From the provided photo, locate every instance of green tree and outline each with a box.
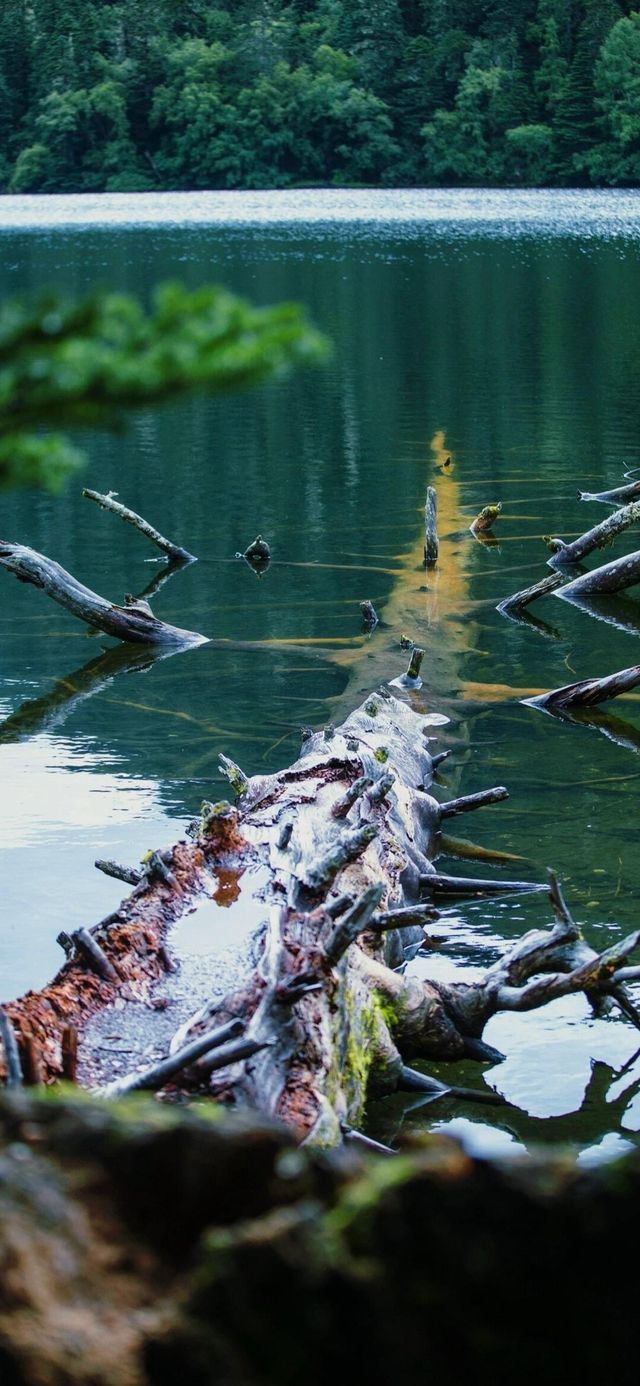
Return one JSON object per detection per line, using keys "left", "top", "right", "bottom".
{"left": 580, "top": 12, "right": 640, "bottom": 182}
{"left": 0, "top": 283, "right": 327, "bottom": 489}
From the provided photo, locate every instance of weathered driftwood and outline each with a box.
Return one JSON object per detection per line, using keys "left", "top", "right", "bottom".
{"left": 497, "top": 570, "right": 565, "bottom": 614}
{"left": 546, "top": 499, "right": 640, "bottom": 570}
{"left": 554, "top": 548, "right": 640, "bottom": 599}
{"left": 0, "top": 542, "right": 206, "bottom": 646}
{"left": 579, "top": 478, "right": 640, "bottom": 505}
{"left": 423, "top": 486, "right": 438, "bottom": 567}
{"left": 3, "top": 690, "right": 639, "bottom": 1149}
{"left": 82, "top": 487, "right": 196, "bottom": 562}
{"left": 523, "top": 663, "right": 640, "bottom": 711}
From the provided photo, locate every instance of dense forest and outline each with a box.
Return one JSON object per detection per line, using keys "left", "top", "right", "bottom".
{"left": 0, "top": 0, "right": 639, "bottom": 194}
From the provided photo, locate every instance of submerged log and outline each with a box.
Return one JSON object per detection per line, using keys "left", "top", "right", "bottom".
{"left": 579, "top": 478, "right": 640, "bottom": 505}
{"left": 554, "top": 548, "right": 640, "bottom": 599}
{"left": 523, "top": 663, "right": 640, "bottom": 711}
{"left": 2, "top": 690, "right": 639, "bottom": 1148}
{"left": 497, "top": 570, "right": 565, "bottom": 614}
{"left": 546, "top": 499, "right": 640, "bottom": 570}
{"left": 0, "top": 542, "right": 205, "bottom": 646}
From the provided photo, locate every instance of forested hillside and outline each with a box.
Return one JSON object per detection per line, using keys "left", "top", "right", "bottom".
{"left": 0, "top": 0, "right": 639, "bottom": 193}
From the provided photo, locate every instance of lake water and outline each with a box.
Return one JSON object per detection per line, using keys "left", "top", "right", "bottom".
{"left": 1, "top": 188, "right": 640, "bottom": 1160}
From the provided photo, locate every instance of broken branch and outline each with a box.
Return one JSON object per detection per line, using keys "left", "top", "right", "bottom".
{"left": 82, "top": 488, "right": 195, "bottom": 562}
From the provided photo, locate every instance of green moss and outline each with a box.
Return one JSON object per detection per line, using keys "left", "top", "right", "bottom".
{"left": 327, "top": 987, "right": 391, "bottom": 1128}
{"left": 374, "top": 747, "right": 388, "bottom": 764}
{"left": 364, "top": 700, "right": 379, "bottom": 717}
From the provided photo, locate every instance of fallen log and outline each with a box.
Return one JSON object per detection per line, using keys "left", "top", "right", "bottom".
{"left": 0, "top": 542, "right": 205, "bottom": 646}
{"left": 497, "top": 570, "right": 565, "bottom": 614}
{"left": 554, "top": 548, "right": 640, "bottom": 599}
{"left": 546, "top": 499, "right": 640, "bottom": 570}
{"left": 524, "top": 663, "right": 640, "bottom": 711}
{"left": 2, "top": 689, "right": 639, "bottom": 1148}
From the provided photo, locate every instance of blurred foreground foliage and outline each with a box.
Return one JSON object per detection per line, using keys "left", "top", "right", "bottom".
{"left": 0, "top": 281, "right": 327, "bottom": 490}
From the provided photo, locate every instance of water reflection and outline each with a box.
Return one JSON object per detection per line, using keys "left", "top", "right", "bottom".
{"left": 1, "top": 195, "right": 640, "bottom": 1155}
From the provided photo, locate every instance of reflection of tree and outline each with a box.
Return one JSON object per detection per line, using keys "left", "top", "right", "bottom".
{"left": 0, "top": 643, "right": 176, "bottom": 744}
{"left": 368, "top": 1053, "right": 640, "bottom": 1157}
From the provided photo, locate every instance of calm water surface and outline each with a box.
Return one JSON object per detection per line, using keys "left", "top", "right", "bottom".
{"left": 1, "top": 189, "right": 639, "bottom": 1159}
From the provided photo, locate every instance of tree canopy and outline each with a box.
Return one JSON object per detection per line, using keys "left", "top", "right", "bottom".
{"left": 0, "top": 0, "right": 639, "bottom": 191}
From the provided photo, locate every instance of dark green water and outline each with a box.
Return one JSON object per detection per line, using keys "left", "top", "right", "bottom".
{"left": 1, "top": 192, "right": 640, "bottom": 1159}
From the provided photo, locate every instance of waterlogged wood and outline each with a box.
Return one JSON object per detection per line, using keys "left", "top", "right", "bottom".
{"left": 2, "top": 689, "right": 636, "bottom": 1147}
{"left": 523, "top": 663, "right": 640, "bottom": 711}
{"left": 0, "top": 542, "right": 206, "bottom": 646}
{"left": 555, "top": 548, "right": 640, "bottom": 599}
{"left": 423, "top": 487, "right": 438, "bottom": 567}
{"left": 546, "top": 499, "right": 640, "bottom": 570}
{"left": 82, "top": 488, "right": 196, "bottom": 562}
{"left": 497, "top": 570, "right": 565, "bottom": 613}
{"left": 579, "top": 479, "right": 640, "bottom": 505}
{"left": 470, "top": 503, "right": 502, "bottom": 535}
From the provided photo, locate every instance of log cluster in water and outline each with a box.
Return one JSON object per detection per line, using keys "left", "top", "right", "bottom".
{"left": 1, "top": 479, "right": 640, "bottom": 1148}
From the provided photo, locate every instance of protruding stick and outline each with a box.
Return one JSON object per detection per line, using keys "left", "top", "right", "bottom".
{"left": 61, "top": 1025, "right": 78, "bottom": 1083}
{"left": 276, "top": 821, "right": 293, "bottom": 850}
{"left": 546, "top": 500, "right": 640, "bottom": 571}
{"left": 423, "top": 487, "right": 439, "bottom": 567}
{"left": 72, "top": 928, "right": 122, "bottom": 985}
{"left": 360, "top": 600, "right": 379, "bottom": 629}
{"left": 325, "top": 884, "right": 385, "bottom": 965}
{"left": 367, "top": 904, "right": 439, "bottom": 934}
{"left": 431, "top": 750, "right": 451, "bottom": 769}
{"left": 398, "top": 1064, "right": 505, "bottom": 1106}
{"left": 144, "top": 851, "right": 177, "bottom": 888}
{"left": 470, "top": 503, "right": 502, "bottom": 535}
{"left": 95, "top": 859, "right": 143, "bottom": 886}
{"left": 579, "top": 480, "right": 640, "bottom": 506}
{"left": 524, "top": 663, "right": 640, "bottom": 711}
{"left": 341, "top": 1124, "right": 395, "bottom": 1156}
{"left": 83, "top": 489, "right": 195, "bottom": 561}
{"left": 97, "top": 1019, "right": 249, "bottom": 1097}
{"left": 82, "top": 490, "right": 193, "bottom": 559}
{"left": 420, "top": 873, "right": 545, "bottom": 898}
{"left": 20, "top": 1034, "right": 44, "bottom": 1086}
{"left": 305, "top": 824, "right": 378, "bottom": 894}
{"left": 555, "top": 549, "right": 640, "bottom": 599}
{"left": 331, "top": 775, "right": 374, "bottom": 820}
{"left": 391, "top": 647, "right": 425, "bottom": 689}
{"left": 497, "top": 571, "right": 564, "bottom": 614}
{"left": 218, "top": 754, "right": 249, "bottom": 797}
{"left": 276, "top": 971, "right": 323, "bottom": 1005}
{"left": 325, "top": 893, "right": 354, "bottom": 919}
{"left": 0, "top": 1008, "right": 23, "bottom": 1087}
{"left": 440, "top": 786, "right": 508, "bottom": 818}
{"left": 367, "top": 772, "right": 396, "bottom": 804}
